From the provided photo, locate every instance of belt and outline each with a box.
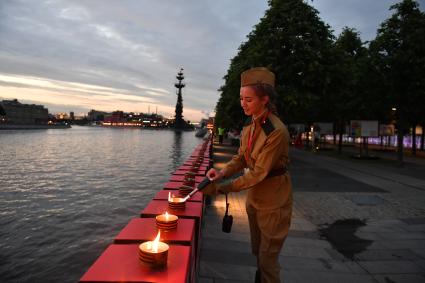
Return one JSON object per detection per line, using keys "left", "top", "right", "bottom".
{"left": 265, "top": 167, "right": 287, "bottom": 179}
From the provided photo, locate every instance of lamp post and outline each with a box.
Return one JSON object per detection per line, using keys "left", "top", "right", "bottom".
{"left": 392, "top": 105, "right": 406, "bottom": 167}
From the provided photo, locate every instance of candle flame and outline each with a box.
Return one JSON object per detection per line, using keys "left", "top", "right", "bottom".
{"left": 168, "top": 192, "right": 171, "bottom": 202}
{"left": 152, "top": 231, "right": 161, "bottom": 252}
{"left": 165, "top": 211, "right": 169, "bottom": 221}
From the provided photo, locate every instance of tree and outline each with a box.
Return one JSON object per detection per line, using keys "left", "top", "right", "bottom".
{"left": 369, "top": 0, "right": 425, "bottom": 164}
{"left": 215, "top": 0, "right": 334, "bottom": 134}
{"left": 326, "top": 28, "right": 367, "bottom": 154}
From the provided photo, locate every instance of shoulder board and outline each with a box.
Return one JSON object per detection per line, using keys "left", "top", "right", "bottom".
{"left": 243, "top": 117, "right": 252, "bottom": 127}
{"left": 261, "top": 118, "right": 275, "bottom": 136}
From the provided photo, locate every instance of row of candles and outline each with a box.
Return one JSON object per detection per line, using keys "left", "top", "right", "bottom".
{"left": 140, "top": 211, "right": 178, "bottom": 267}
{"left": 139, "top": 148, "right": 208, "bottom": 267}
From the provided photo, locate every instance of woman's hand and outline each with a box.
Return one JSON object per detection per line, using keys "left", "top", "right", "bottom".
{"left": 206, "top": 168, "right": 225, "bottom": 181}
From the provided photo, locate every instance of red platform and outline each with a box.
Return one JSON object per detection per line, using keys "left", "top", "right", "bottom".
{"left": 177, "top": 165, "right": 208, "bottom": 172}
{"left": 114, "top": 218, "right": 195, "bottom": 246}
{"left": 154, "top": 189, "right": 203, "bottom": 203}
{"left": 173, "top": 169, "right": 206, "bottom": 176}
{"left": 184, "top": 161, "right": 209, "bottom": 167}
{"left": 186, "top": 156, "right": 210, "bottom": 161}
{"left": 190, "top": 152, "right": 210, "bottom": 157}
{"left": 140, "top": 200, "right": 203, "bottom": 258}
{"left": 140, "top": 200, "right": 203, "bottom": 269}
{"left": 190, "top": 148, "right": 207, "bottom": 153}
{"left": 188, "top": 152, "right": 209, "bottom": 156}
{"left": 79, "top": 244, "right": 191, "bottom": 283}
{"left": 169, "top": 175, "right": 205, "bottom": 183}
{"left": 190, "top": 148, "right": 209, "bottom": 153}
{"left": 183, "top": 161, "right": 210, "bottom": 167}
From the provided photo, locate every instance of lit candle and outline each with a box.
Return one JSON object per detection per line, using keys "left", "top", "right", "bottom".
{"left": 139, "top": 231, "right": 169, "bottom": 267}
{"left": 168, "top": 195, "right": 186, "bottom": 210}
{"left": 151, "top": 230, "right": 161, "bottom": 252}
{"left": 156, "top": 211, "right": 178, "bottom": 231}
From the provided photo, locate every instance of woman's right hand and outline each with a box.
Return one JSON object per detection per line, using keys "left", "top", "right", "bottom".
{"left": 206, "top": 168, "right": 225, "bottom": 181}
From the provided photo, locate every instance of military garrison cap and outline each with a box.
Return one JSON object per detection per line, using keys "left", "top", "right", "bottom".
{"left": 241, "top": 67, "right": 275, "bottom": 87}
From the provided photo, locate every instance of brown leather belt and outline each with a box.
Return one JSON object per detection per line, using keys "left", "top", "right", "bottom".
{"left": 266, "top": 167, "right": 287, "bottom": 179}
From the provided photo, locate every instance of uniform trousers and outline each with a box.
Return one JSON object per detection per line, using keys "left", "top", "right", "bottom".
{"left": 246, "top": 203, "right": 292, "bottom": 283}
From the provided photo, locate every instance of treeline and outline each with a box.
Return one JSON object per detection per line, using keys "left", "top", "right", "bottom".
{"left": 215, "top": 0, "right": 425, "bottom": 163}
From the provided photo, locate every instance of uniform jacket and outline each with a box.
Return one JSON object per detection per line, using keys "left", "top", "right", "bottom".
{"left": 223, "top": 112, "right": 292, "bottom": 210}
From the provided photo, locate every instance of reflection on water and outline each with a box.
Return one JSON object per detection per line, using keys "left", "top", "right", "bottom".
{"left": 0, "top": 126, "right": 200, "bottom": 282}
{"left": 172, "top": 131, "right": 183, "bottom": 165}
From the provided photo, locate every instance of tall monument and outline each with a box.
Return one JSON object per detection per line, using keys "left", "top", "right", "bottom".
{"left": 174, "top": 68, "right": 186, "bottom": 129}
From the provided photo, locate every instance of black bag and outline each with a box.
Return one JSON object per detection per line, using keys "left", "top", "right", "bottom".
{"left": 222, "top": 193, "right": 233, "bottom": 233}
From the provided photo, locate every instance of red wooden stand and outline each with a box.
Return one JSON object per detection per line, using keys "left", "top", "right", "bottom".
{"left": 177, "top": 165, "right": 208, "bottom": 172}
{"left": 140, "top": 200, "right": 203, "bottom": 280}
{"left": 182, "top": 160, "right": 210, "bottom": 167}
{"left": 114, "top": 218, "right": 195, "bottom": 246}
{"left": 169, "top": 175, "right": 205, "bottom": 183}
{"left": 79, "top": 244, "right": 191, "bottom": 283}
{"left": 173, "top": 169, "right": 206, "bottom": 176}
{"left": 140, "top": 200, "right": 203, "bottom": 251}
{"left": 190, "top": 153, "right": 210, "bottom": 158}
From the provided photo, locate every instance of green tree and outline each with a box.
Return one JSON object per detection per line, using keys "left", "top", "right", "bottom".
{"left": 326, "top": 28, "right": 367, "bottom": 154}
{"left": 215, "top": 0, "right": 334, "bottom": 134}
{"left": 369, "top": 0, "right": 425, "bottom": 164}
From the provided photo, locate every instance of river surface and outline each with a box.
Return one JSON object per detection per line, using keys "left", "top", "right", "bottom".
{"left": 0, "top": 126, "right": 202, "bottom": 282}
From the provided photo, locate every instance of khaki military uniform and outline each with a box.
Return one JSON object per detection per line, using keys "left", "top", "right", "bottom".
{"left": 221, "top": 112, "right": 292, "bottom": 283}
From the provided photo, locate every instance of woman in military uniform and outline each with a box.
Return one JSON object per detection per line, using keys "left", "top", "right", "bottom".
{"left": 206, "top": 67, "right": 292, "bottom": 283}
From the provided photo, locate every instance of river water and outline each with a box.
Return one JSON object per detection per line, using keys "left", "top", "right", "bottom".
{"left": 0, "top": 126, "right": 202, "bottom": 282}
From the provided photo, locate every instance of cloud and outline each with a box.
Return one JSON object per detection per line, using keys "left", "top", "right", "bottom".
{"left": 309, "top": 0, "right": 423, "bottom": 41}
{"left": 0, "top": 0, "right": 269, "bottom": 120}
{"left": 2, "top": 0, "right": 422, "bottom": 121}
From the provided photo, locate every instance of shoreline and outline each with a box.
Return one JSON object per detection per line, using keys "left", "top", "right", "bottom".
{"left": 0, "top": 124, "right": 71, "bottom": 130}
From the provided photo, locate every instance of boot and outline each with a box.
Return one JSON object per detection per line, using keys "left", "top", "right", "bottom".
{"left": 255, "top": 269, "right": 261, "bottom": 283}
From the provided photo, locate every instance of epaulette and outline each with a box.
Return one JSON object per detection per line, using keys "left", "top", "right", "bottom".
{"left": 243, "top": 117, "right": 252, "bottom": 127}
{"left": 261, "top": 117, "right": 275, "bottom": 136}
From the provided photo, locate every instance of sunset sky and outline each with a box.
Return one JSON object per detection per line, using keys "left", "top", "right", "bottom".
{"left": 1, "top": 0, "right": 421, "bottom": 121}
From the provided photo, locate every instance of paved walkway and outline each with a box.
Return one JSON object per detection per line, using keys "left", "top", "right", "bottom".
{"left": 197, "top": 139, "right": 425, "bottom": 283}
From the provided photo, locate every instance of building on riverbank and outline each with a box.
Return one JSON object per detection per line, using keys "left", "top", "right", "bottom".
{"left": 0, "top": 99, "right": 72, "bottom": 129}
{"left": 0, "top": 99, "right": 48, "bottom": 125}
{"left": 102, "top": 111, "right": 171, "bottom": 128}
